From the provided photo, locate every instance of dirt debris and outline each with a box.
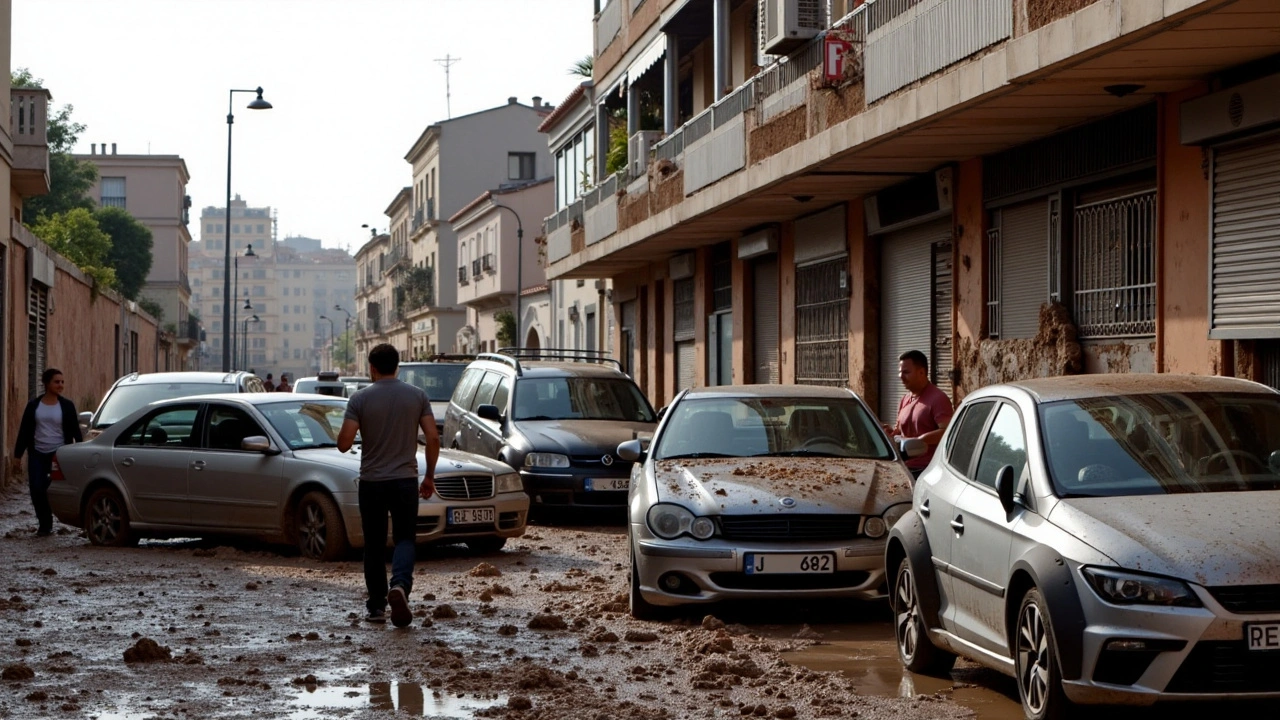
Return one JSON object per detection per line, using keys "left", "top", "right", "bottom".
{"left": 122, "top": 637, "right": 171, "bottom": 663}
{"left": 2, "top": 663, "right": 34, "bottom": 680}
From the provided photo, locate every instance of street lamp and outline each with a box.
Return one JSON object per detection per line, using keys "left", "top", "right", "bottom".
{"left": 242, "top": 314, "right": 259, "bottom": 371}
{"left": 236, "top": 294, "right": 252, "bottom": 369}
{"left": 232, "top": 243, "right": 255, "bottom": 370}
{"left": 490, "top": 203, "right": 524, "bottom": 347}
{"left": 221, "top": 87, "right": 273, "bottom": 372}
{"left": 318, "top": 315, "right": 335, "bottom": 372}
{"left": 334, "top": 305, "right": 352, "bottom": 372}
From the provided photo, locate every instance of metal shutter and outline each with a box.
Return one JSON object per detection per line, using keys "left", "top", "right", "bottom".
{"left": 933, "top": 241, "right": 953, "bottom": 398}
{"left": 999, "top": 198, "right": 1049, "bottom": 339}
{"left": 675, "top": 340, "right": 696, "bottom": 391}
{"left": 1211, "top": 137, "right": 1280, "bottom": 339}
{"left": 753, "top": 256, "right": 780, "bottom": 384}
{"left": 880, "top": 219, "right": 950, "bottom": 421}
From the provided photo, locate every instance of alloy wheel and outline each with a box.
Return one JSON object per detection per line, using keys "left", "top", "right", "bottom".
{"left": 90, "top": 495, "right": 123, "bottom": 544}
{"left": 298, "top": 502, "right": 328, "bottom": 558}
{"left": 1017, "top": 601, "right": 1051, "bottom": 716}
{"left": 894, "top": 564, "right": 920, "bottom": 662}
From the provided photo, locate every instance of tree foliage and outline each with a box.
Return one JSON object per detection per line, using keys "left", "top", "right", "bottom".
{"left": 30, "top": 208, "right": 117, "bottom": 290}
{"left": 95, "top": 207, "right": 154, "bottom": 300}
{"left": 138, "top": 296, "right": 165, "bottom": 321}
{"left": 330, "top": 330, "right": 356, "bottom": 372}
{"left": 495, "top": 310, "right": 517, "bottom": 348}
{"left": 11, "top": 68, "right": 98, "bottom": 220}
{"left": 569, "top": 56, "right": 593, "bottom": 78}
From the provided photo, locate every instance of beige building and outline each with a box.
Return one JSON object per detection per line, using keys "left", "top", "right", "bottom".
{"left": 352, "top": 230, "right": 392, "bottom": 376}
{"left": 76, "top": 147, "right": 195, "bottom": 368}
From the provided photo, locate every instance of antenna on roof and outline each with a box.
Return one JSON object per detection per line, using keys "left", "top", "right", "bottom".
{"left": 434, "top": 54, "right": 461, "bottom": 119}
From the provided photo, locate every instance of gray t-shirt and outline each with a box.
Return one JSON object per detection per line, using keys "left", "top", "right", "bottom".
{"left": 344, "top": 378, "right": 433, "bottom": 482}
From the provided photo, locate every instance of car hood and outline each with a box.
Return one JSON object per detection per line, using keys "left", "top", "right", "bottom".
{"left": 292, "top": 446, "right": 513, "bottom": 476}
{"left": 652, "top": 457, "right": 913, "bottom": 515}
{"left": 1049, "top": 492, "right": 1280, "bottom": 587}
{"left": 514, "top": 420, "right": 655, "bottom": 457}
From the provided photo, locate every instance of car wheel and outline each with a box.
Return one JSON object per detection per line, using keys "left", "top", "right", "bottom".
{"left": 465, "top": 537, "right": 507, "bottom": 554}
{"left": 892, "top": 558, "right": 956, "bottom": 675}
{"left": 629, "top": 549, "right": 667, "bottom": 621}
{"left": 84, "top": 487, "right": 137, "bottom": 547}
{"left": 1016, "top": 588, "right": 1071, "bottom": 720}
{"left": 296, "top": 491, "right": 348, "bottom": 561}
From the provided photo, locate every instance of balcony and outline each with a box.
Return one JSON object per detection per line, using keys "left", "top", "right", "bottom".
{"left": 410, "top": 198, "right": 437, "bottom": 235}
{"left": 482, "top": 253, "right": 494, "bottom": 274}
{"left": 178, "top": 314, "right": 201, "bottom": 347}
{"left": 471, "top": 259, "right": 482, "bottom": 278}
{"left": 594, "top": 0, "right": 622, "bottom": 55}
{"left": 11, "top": 88, "right": 51, "bottom": 198}
{"left": 457, "top": 266, "right": 470, "bottom": 286}
{"left": 179, "top": 270, "right": 191, "bottom": 295}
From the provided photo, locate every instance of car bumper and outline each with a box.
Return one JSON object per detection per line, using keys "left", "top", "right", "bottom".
{"left": 632, "top": 525, "right": 889, "bottom": 606}
{"left": 520, "top": 469, "right": 630, "bottom": 508}
{"left": 344, "top": 492, "right": 530, "bottom": 547}
{"left": 47, "top": 482, "right": 83, "bottom": 526}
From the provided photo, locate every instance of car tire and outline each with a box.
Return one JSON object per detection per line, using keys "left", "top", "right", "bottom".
{"left": 1016, "top": 588, "right": 1071, "bottom": 720}
{"left": 892, "top": 557, "right": 956, "bottom": 675}
{"left": 296, "top": 491, "right": 348, "bottom": 562}
{"left": 465, "top": 537, "right": 507, "bottom": 554}
{"left": 84, "top": 486, "right": 137, "bottom": 547}
{"left": 629, "top": 549, "right": 667, "bottom": 621}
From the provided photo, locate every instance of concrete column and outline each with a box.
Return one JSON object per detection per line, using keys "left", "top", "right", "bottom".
{"left": 780, "top": 223, "right": 796, "bottom": 384}
{"left": 693, "top": 248, "right": 710, "bottom": 388}
{"left": 713, "top": 0, "right": 730, "bottom": 101}
{"left": 848, "top": 199, "right": 878, "bottom": 407}
{"left": 627, "top": 80, "right": 640, "bottom": 137}
{"left": 664, "top": 32, "right": 679, "bottom": 134}
{"left": 731, "top": 239, "right": 747, "bottom": 384}
{"left": 954, "top": 158, "right": 986, "bottom": 401}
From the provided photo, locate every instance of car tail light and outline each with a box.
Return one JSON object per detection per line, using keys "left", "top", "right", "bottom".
{"left": 51, "top": 456, "right": 64, "bottom": 481}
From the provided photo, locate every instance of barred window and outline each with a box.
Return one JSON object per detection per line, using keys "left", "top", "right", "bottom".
{"left": 673, "top": 278, "right": 695, "bottom": 341}
{"left": 1072, "top": 190, "right": 1156, "bottom": 338}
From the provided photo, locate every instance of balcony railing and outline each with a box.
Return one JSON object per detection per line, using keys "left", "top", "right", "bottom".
{"left": 471, "top": 259, "right": 482, "bottom": 278}
{"left": 179, "top": 270, "right": 191, "bottom": 294}
{"left": 865, "top": 0, "right": 1011, "bottom": 103}
{"left": 482, "top": 253, "right": 494, "bottom": 273}
{"left": 594, "top": 0, "right": 623, "bottom": 54}
{"left": 185, "top": 314, "right": 201, "bottom": 342}
{"left": 458, "top": 266, "right": 469, "bottom": 286}
{"left": 11, "top": 88, "right": 51, "bottom": 197}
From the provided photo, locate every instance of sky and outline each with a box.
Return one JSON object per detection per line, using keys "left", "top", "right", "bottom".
{"left": 13, "top": 0, "right": 593, "bottom": 253}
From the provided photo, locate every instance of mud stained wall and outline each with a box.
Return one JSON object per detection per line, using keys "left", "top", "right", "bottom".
{"left": 958, "top": 303, "right": 1082, "bottom": 388}
{"left": 749, "top": 106, "right": 807, "bottom": 165}
{"left": 847, "top": 200, "right": 879, "bottom": 409}
{"left": 731, "top": 239, "right": 747, "bottom": 385}
{"left": 1027, "top": 0, "right": 1099, "bottom": 31}
{"left": 1081, "top": 339, "right": 1155, "bottom": 374}
{"left": 651, "top": 168, "right": 684, "bottom": 216}
{"left": 618, "top": 188, "right": 650, "bottom": 232}
{"left": 953, "top": 158, "right": 986, "bottom": 399}
{"left": 780, "top": 221, "right": 797, "bottom": 384}
{"left": 810, "top": 81, "right": 865, "bottom": 137}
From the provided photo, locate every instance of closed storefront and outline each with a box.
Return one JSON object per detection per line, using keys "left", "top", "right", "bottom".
{"left": 988, "top": 199, "right": 1050, "bottom": 339}
{"left": 1207, "top": 135, "right": 1280, "bottom": 339}
{"left": 794, "top": 206, "right": 849, "bottom": 388}
{"left": 673, "top": 275, "right": 696, "bottom": 391}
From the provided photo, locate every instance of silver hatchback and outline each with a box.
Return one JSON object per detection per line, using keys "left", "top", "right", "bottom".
{"left": 886, "top": 374, "right": 1280, "bottom": 719}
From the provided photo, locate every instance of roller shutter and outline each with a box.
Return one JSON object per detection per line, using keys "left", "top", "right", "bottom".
{"left": 998, "top": 199, "right": 1050, "bottom": 339}
{"left": 880, "top": 219, "right": 951, "bottom": 421}
{"left": 1210, "top": 136, "right": 1280, "bottom": 339}
{"left": 28, "top": 284, "right": 49, "bottom": 400}
{"left": 753, "top": 256, "right": 780, "bottom": 384}
{"left": 933, "top": 242, "right": 953, "bottom": 398}
{"left": 675, "top": 341, "right": 696, "bottom": 391}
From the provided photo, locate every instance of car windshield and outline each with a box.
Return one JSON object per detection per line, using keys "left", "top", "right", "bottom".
{"left": 399, "top": 365, "right": 467, "bottom": 401}
{"left": 512, "top": 377, "right": 656, "bottom": 422}
{"left": 1040, "top": 391, "right": 1280, "bottom": 497}
{"left": 654, "top": 396, "right": 894, "bottom": 461}
{"left": 294, "top": 381, "right": 345, "bottom": 397}
{"left": 97, "top": 383, "right": 230, "bottom": 427}
{"left": 257, "top": 399, "right": 349, "bottom": 450}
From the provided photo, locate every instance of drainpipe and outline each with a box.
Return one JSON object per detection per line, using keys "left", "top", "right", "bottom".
{"left": 713, "top": 0, "right": 730, "bottom": 101}
{"left": 664, "top": 32, "right": 679, "bottom": 134}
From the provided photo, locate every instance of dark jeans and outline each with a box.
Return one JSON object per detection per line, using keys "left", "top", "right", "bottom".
{"left": 27, "top": 450, "right": 56, "bottom": 533}
{"left": 358, "top": 477, "right": 418, "bottom": 613}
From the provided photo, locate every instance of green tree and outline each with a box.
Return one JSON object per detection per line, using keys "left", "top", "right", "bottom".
{"left": 11, "top": 68, "right": 98, "bottom": 220}
{"left": 95, "top": 207, "right": 153, "bottom": 300}
{"left": 569, "top": 56, "right": 593, "bottom": 78}
{"left": 330, "top": 330, "right": 356, "bottom": 372}
{"left": 494, "top": 310, "right": 517, "bottom": 348}
{"left": 30, "top": 208, "right": 116, "bottom": 291}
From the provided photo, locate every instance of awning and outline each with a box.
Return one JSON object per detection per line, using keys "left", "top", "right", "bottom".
{"left": 627, "top": 34, "right": 667, "bottom": 83}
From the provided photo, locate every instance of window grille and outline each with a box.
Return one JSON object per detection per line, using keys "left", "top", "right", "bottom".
{"left": 712, "top": 244, "right": 733, "bottom": 312}
{"left": 673, "top": 278, "right": 695, "bottom": 341}
{"left": 795, "top": 257, "right": 849, "bottom": 387}
{"left": 986, "top": 224, "right": 1001, "bottom": 339}
{"left": 1072, "top": 190, "right": 1157, "bottom": 338}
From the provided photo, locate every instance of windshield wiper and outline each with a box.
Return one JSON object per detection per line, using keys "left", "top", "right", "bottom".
{"left": 661, "top": 452, "right": 737, "bottom": 459}
{"left": 753, "top": 450, "right": 844, "bottom": 458}
{"left": 517, "top": 415, "right": 556, "bottom": 421}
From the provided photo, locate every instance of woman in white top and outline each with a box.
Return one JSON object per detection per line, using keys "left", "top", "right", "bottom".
{"left": 12, "top": 368, "right": 83, "bottom": 536}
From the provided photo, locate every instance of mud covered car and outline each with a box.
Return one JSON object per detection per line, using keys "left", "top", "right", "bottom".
{"left": 619, "top": 384, "right": 919, "bottom": 619}
{"left": 49, "top": 393, "right": 528, "bottom": 559}
{"left": 886, "top": 374, "right": 1280, "bottom": 720}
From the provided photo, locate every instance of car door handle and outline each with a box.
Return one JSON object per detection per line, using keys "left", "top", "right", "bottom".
{"left": 191, "top": 460, "right": 206, "bottom": 471}
{"left": 120, "top": 457, "right": 134, "bottom": 468}
{"left": 950, "top": 516, "right": 964, "bottom": 534}
{"left": 919, "top": 499, "right": 930, "bottom": 518}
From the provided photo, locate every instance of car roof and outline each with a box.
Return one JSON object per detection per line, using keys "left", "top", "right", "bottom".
{"left": 983, "top": 373, "right": 1277, "bottom": 403}
{"left": 680, "top": 384, "right": 856, "bottom": 400}
{"left": 470, "top": 359, "right": 631, "bottom": 379}
{"left": 152, "top": 392, "right": 345, "bottom": 405}
{"left": 113, "top": 371, "right": 249, "bottom": 386}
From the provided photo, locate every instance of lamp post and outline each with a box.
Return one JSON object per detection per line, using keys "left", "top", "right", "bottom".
{"left": 237, "top": 294, "right": 253, "bottom": 370}
{"left": 221, "top": 87, "right": 273, "bottom": 372}
{"left": 318, "top": 315, "right": 335, "bottom": 372}
{"left": 490, "top": 203, "right": 524, "bottom": 347}
{"left": 242, "top": 314, "right": 259, "bottom": 371}
{"left": 232, "top": 243, "right": 255, "bottom": 371}
{"left": 334, "top": 305, "right": 352, "bottom": 372}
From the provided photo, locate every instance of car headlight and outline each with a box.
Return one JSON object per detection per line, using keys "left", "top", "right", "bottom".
{"left": 495, "top": 472, "right": 523, "bottom": 494}
{"left": 524, "top": 452, "right": 570, "bottom": 469}
{"left": 647, "top": 503, "right": 716, "bottom": 540}
{"left": 1081, "top": 567, "right": 1202, "bottom": 608}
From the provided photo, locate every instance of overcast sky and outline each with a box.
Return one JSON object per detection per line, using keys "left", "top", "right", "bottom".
{"left": 13, "top": 0, "right": 592, "bottom": 252}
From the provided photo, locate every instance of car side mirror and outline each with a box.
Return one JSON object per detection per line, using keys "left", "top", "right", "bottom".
{"left": 899, "top": 437, "right": 927, "bottom": 459}
{"left": 995, "top": 464, "right": 1017, "bottom": 514}
{"left": 477, "top": 404, "right": 502, "bottom": 422}
{"left": 242, "top": 435, "right": 280, "bottom": 456}
{"left": 78, "top": 411, "right": 93, "bottom": 430}
{"left": 617, "top": 439, "right": 647, "bottom": 463}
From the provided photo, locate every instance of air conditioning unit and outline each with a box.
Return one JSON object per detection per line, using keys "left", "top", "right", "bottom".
{"left": 759, "top": 0, "right": 827, "bottom": 57}
{"left": 628, "top": 130, "right": 662, "bottom": 178}
{"left": 864, "top": 167, "right": 955, "bottom": 235}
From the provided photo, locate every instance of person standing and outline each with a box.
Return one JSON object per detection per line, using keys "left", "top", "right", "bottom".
{"left": 264, "top": 373, "right": 275, "bottom": 392}
{"left": 886, "top": 350, "right": 953, "bottom": 478}
{"left": 337, "top": 343, "right": 439, "bottom": 627}
{"left": 276, "top": 373, "right": 292, "bottom": 392}
{"left": 12, "top": 368, "right": 83, "bottom": 536}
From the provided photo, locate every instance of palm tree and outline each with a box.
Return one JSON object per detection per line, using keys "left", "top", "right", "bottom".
{"left": 569, "top": 56, "right": 593, "bottom": 78}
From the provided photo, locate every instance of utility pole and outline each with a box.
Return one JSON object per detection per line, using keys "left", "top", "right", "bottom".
{"left": 435, "top": 54, "right": 461, "bottom": 119}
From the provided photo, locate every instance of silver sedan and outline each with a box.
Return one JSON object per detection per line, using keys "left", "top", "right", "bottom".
{"left": 887, "top": 374, "right": 1280, "bottom": 719}
{"left": 49, "top": 393, "right": 528, "bottom": 560}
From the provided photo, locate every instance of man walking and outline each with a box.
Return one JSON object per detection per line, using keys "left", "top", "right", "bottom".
{"left": 886, "top": 350, "right": 952, "bottom": 478}
{"left": 337, "top": 343, "right": 439, "bottom": 627}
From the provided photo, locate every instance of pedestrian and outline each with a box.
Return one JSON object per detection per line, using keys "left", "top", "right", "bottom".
{"left": 276, "top": 373, "right": 292, "bottom": 392}
{"left": 264, "top": 373, "right": 275, "bottom": 391}
{"left": 337, "top": 343, "right": 439, "bottom": 627}
{"left": 12, "top": 368, "right": 84, "bottom": 536}
{"left": 885, "top": 350, "right": 953, "bottom": 479}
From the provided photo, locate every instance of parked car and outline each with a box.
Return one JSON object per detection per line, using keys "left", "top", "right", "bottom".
{"left": 886, "top": 374, "right": 1280, "bottom": 719}
{"left": 619, "top": 384, "right": 918, "bottom": 619}
{"left": 442, "top": 349, "right": 657, "bottom": 509}
{"left": 50, "top": 393, "right": 528, "bottom": 560}
{"left": 338, "top": 375, "right": 372, "bottom": 397}
{"left": 398, "top": 354, "right": 475, "bottom": 433}
{"left": 80, "top": 371, "right": 267, "bottom": 439}
{"left": 292, "top": 371, "right": 347, "bottom": 396}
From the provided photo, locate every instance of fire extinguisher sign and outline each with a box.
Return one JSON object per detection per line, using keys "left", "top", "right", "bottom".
{"left": 823, "top": 36, "right": 853, "bottom": 83}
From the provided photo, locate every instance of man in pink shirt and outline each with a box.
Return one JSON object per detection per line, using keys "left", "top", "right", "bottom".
{"left": 887, "top": 350, "right": 953, "bottom": 477}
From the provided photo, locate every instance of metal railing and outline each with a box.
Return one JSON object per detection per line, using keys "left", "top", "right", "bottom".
{"left": 186, "top": 315, "right": 201, "bottom": 342}
{"left": 482, "top": 253, "right": 494, "bottom": 273}
{"left": 471, "top": 259, "right": 482, "bottom": 278}
{"left": 1072, "top": 191, "right": 1157, "bottom": 338}
{"left": 986, "top": 226, "right": 1002, "bottom": 339}
{"left": 457, "top": 266, "right": 469, "bottom": 286}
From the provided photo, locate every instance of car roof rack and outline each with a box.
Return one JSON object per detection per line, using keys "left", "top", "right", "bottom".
{"left": 476, "top": 352, "right": 522, "bottom": 375}
{"left": 426, "top": 353, "right": 477, "bottom": 363}
{"left": 495, "top": 347, "right": 623, "bottom": 372}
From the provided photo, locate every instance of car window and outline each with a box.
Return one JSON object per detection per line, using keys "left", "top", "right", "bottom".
{"left": 946, "top": 401, "right": 996, "bottom": 475}
{"left": 451, "top": 368, "right": 484, "bottom": 408}
{"left": 203, "top": 405, "right": 266, "bottom": 451}
{"left": 117, "top": 405, "right": 200, "bottom": 448}
{"left": 512, "top": 376, "right": 656, "bottom": 422}
{"left": 492, "top": 377, "right": 512, "bottom": 413}
{"left": 973, "top": 403, "right": 1027, "bottom": 489}
{"left": 258, "top": 399, "right": 347, "bottom": 450}
{"left": 471, "top": 372, "right": 502, "bottom": 410}
{"left": 97, "top": 383, "right": 229, "bottom": 428}
{"left": 399, "top": 364, "right": 468, "bottom": 401}
{"left": 242, "top": 377, "right": 266, "bottom": 392}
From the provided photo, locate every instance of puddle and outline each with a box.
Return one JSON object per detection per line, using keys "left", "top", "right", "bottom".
{"left": 289, "top": 681, "right": 504, "bottom": 718}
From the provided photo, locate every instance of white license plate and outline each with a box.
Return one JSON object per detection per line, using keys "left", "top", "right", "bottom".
{"left": 1247, "top": 623, "right": 1280, "bottom": 651}
{"left": 448, "top": 507, "right": 495, "bottom": 525}
{"left": 744, "top": 552, "right": 835, "bottom": 575}
{"left": 584, "top": 477, "right": 628, "bottom": 491}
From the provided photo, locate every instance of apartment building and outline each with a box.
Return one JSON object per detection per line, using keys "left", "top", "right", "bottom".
{"left": 545, "top": 0, "right": 1280, "bottom": 417}
{"left": 353, "top": 230, "right": 393, "bottom": 376}
{"left": 75, "top": 146, "right": 197, "bottom": 368}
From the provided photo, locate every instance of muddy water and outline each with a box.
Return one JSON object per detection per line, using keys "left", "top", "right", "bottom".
{"left": 288, "top": 681, "right": 504, "bottom": 718}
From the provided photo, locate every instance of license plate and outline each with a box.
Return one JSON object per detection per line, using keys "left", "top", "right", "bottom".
{"left": 584, "top": 477, "right": 628, "bottom": 491}
{"left": 448, "top": 507, "right": 494, "bottom": 525}
{"left": 744, "top": 552, "right": 835, "bottom": 575}
{"left": 1247, "top": 623, "right": 1280, "bottom": 651}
